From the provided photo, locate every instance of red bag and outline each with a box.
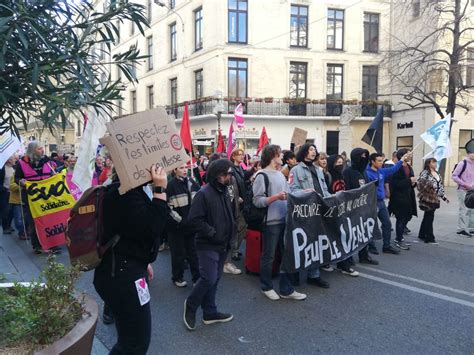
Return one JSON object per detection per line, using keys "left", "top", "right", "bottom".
{"left": 244, "top": 229, "right": 280, "bottom": 275}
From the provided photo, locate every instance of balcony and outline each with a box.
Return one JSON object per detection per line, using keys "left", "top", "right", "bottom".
{"left": 166, "top": 97, "right": 392, "bottom": 119}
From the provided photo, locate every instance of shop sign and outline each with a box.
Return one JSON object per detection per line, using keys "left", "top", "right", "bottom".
{"left": 193, "top": 140, "right": 213, "bottom": 146}
{"left": 235, "top": 127, "right": 259, "bottom": 138}
{"left": 397, "top": 122, "right": 413, "bottom": 129}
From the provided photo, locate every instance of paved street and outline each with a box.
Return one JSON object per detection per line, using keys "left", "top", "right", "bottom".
{"left": 1, "top": 187, "right": 473, "bottom": 354}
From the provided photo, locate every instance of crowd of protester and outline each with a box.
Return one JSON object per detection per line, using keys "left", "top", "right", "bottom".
{"left": 1, "top": 139, "right": 473, "bottom": 354}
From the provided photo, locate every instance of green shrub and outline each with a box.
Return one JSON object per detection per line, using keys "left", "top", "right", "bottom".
{"left": 0, "top": 256, "right": 84, "bottom": 352}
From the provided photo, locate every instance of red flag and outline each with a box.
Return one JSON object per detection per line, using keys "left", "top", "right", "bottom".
{"left": 180, "top": 103, "right": 193, "bottom": 153}
{"left": 216, "top": 129, "right": 225, "bottom": 153}
{"left": 257, "top": 126, "right": 269, "bottom": 154}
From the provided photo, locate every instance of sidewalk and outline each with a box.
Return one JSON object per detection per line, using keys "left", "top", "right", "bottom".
{"left": 0, "top": 230, "right": 108, "bottom": 354}
{"left": 400, "top": 187, "right": 474, "bottom": 246}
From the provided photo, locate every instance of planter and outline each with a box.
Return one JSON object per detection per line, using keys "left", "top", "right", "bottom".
{"left": 36, "top": 294, "right": 98, "bottom": 355}
{"left": 264, "top": 97, "right": 273, "bottom": 103}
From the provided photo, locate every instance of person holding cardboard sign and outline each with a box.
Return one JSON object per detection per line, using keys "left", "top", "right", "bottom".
{"left": 93, "top": 165, "right": 169, "bottom": 354}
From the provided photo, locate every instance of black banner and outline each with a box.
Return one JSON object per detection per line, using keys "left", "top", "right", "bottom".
{"left": 282, "top": 182, "right": 381, "bottom": 272}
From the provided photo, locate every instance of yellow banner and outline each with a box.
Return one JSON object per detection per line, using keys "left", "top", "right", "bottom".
{"left": 25, "top": 171, "right": 76, "bottom": 218}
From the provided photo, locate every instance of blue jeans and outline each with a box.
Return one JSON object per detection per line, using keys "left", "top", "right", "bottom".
{"left": 260, "top": 223, "right": 294, "bottom": 296}
{"left": 11, "top": 204, "right": 26, "bottom": 237}
{"left": 377, "top": 200, "right": 392, "bottom": 248}
{"left": 187, "top": 250, "right": 227, "bottom": 317}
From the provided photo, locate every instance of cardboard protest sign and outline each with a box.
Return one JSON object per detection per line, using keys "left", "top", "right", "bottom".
{"left": 290, "top": 127, "right": 308, "bottom": 147}
{"left": 25, "top": 171, "right": 75, "bottom": 249}
{"left": 281, "top": 182, "right": 381, "bottom": 272}
{"left": 99, "top": 107, "right": 188, "bottom": 194}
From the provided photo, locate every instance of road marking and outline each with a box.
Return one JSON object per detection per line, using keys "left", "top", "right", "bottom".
{"left": 359, "top": 273, "right": 474, "bottom": 309}
{"left": 357, "top": 265, "right": 474, "bottom": 298}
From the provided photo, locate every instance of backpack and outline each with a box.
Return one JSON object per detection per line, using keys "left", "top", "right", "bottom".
{"left": 243, "top": 172, "right": 269, "bottom": 231}
{"left": 66, "top": 184, "right": 120, "bottom": 271}
{"left": 452, "top": 160, "right": 467, "bottom": 179}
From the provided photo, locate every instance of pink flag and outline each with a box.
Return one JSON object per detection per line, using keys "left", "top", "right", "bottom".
{"left": 234, "top": 103, "right": 244, "bottom": 129}
{"left": 227, "top": 119, "right": 236, "bottom": 158}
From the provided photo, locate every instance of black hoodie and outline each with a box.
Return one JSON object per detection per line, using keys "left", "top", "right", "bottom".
{"left": 327, "top": 154, "right": 345, "bottom": 193}
{"left": 342, "top": 148, "right": 369, "bottom": 190}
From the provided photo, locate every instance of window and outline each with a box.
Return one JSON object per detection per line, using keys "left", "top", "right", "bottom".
{"left": 413, "top": 0, "right": 420, "bottom": 17}
{"left": 327, "top": 64, "right": 343, "bottom": 100}
{"left": 195, "top": 7, "right": 203, "bottom": 51}
{"left": 228, "top": 0, "right": 247, "bottom": 44}
{"left": 364, "top": 13, "right": 379, "bottom": 53}
{"left": 288, "top": 62, "right": 307, "bottom": 115}
{"left": 228, "top": 58, "right": 247, "bottom": 98}
{"left": 170, "top": 78, "right": 178, "bottom": 106}
{"left": 326, "top": 131, "right": 339, "bottom": 155}
{"left": 118, "top": 100, "right": 123, "bottom": 117}
{"left": 327, "top": 9, "right": 344, "bottom": 50}
{"left": 100, "top": 72, "right": 107, "bottom": 90}
{"left": 147, "top": 85, "right": 154, "bottom": 109}
{"left": 147, "top": 36, "right": 153, "bottom": 71}
{"left": 116, "top": 64, "right": 121, "bottom": 82}
{"left": 326, "top": 64, "right": 343, "bottom": 116}
{"left": 289, "top": 62, "right": 307, "bottom": 98}
{"left": 170, "top": 23, "right": 177, "bottom": 61}
{"left": 290, "top": 5, "right": 308, "bottom": 47}
{"left": 131, "top": 90, "right": 137, "bottom": 113}
{"left": 76, "top": 119, "right": 82, "bottom": 137}
{"left": 170, "top": 78, "right": 178, "bottom": 117}
{"left": 459, "top": 130, "right": 474, "bottom": 160}
{"left": 362, "top": 66, "right": 378, "bottom": 100}
{"left": 467, "top": 48, "right": 474, "bottom": 87}
{"left": 467, "top": 48, "right": 474, "bottom": 60}
{"left": 195, "top": 70, "right": 203, "bottom": 99}
{"left": 147, "top": 0, "right": 153, "bottom": 21}
{"left": 116, "top": 20, "right": 120, "bottom": 44}
{"left": 467, "top": 66, "right": 474, "bottom": 87}
{"left": 131, "top": 62, "right": 137, "bottom": 80}
{"left": 396, "top": 136, "right": 413, "bottom": 151}
{"left": 99, "top": 42, "right": 105, "bottom": 60}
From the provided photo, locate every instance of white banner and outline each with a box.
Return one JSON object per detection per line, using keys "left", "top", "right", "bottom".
{"left": 72, "top": 111, "right": 107, "bottom": 192}
{"left": 0, "top": 131, "right": 22, "bottom": 167}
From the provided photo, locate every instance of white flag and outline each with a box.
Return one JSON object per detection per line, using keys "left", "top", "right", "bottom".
{"left": 72, "top": 111, "right": 107, "bottom": 192}
{"left": 421, "top": 114, "right": 452, "bottom": 162}
{"left": 0, "top": 131, "right": 22, "bottom": 167}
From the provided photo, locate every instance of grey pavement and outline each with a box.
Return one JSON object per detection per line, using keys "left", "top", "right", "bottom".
{"left": 1, "top": 187, "right": 473, "bottom": 354}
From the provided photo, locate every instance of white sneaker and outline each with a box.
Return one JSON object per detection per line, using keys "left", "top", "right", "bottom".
{"left": 341, "top": 268, "right": 359, "bottom": 277}
{"left": 262, "top": 289, "right": 280, "bottom": 301}
{"left": 223, "top": 263, "right": 242, "bottom": 275}
{"left": 321, "top": 265, "right": 334, "bottom": 272}
{"left": 280, "top": 291, "right": 307, "bottom": 301}
{"left": 174, "top": 279, "right": 188, "bottom": 287}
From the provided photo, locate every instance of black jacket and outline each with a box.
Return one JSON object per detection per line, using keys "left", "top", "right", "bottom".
{"left": 102, "top": 183, "right": 169, "bottom": 264}
{"left": 343, "top": 148, "right": 369, "bottom": 190}
{"left": 389, "top": 165, "right": 418, "bottom": 219}
{"left": 231, "top": 164, "right": 246, "bottom": 200}
{"left": 187, "top": 181, "right": 236, "bottom": 252}
{"left": 166, "top": 176, "right": 200, "bottom": 234}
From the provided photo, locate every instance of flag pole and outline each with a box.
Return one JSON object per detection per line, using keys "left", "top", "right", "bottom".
{"left": 410, "top": 140, "right": 423, "bottom": 153}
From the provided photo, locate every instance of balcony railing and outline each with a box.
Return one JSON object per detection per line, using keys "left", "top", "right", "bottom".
{"left": 166, "top": 97, "right": 392, "bottom": 119}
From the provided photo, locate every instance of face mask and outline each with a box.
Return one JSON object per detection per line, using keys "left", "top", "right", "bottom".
{"left": 334, "top": 165, "right": 344, "bottom": 173}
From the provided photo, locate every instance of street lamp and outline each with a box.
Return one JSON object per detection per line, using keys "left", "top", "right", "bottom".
{"left": 213, "top": 90, "right": 224, "bottom": 132}
{"left": 154, "top": 0, "right": 184, "bottom": 32}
